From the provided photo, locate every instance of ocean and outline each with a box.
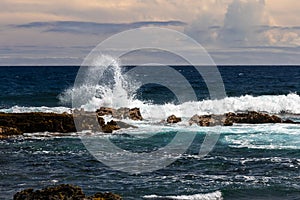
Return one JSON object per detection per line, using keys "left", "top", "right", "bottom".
{"left": 1, "top": 64, "right": 300, "bottom": 199}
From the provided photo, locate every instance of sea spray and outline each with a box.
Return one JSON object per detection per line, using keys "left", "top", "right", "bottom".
{"left": 58, "top": 55, "right": 300, "bottom": 119}
{"left": 59, "top": 55, "right": 143, "bottom": 110}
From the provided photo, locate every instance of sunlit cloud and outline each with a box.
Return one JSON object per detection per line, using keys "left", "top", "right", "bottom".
{"left": 0, "top": 0, "right": 299, "bottom": 65}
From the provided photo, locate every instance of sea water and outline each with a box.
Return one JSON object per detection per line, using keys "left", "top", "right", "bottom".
{"left": 1, "top": 62, "right": 300, "bottom": 199}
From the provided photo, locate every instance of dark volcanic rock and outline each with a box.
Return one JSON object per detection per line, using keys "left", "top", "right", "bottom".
{"left": 226, "top": 111, "right": 283, "bottom": 124}
{"left": 13, "top": 184, "right": 122, "bottom": 200}
{"left": 100, "top": 120, "right": 137, "bottom": 133}
{"left": 0, "top": 112, "right": 76, "bottom": 134}
{"left": 101, "top": 120, "right": 121, "bottom": 133}
{"left": 97, "top": 107, "right": 143, "bottom": 121}
{"left": 189, "top": 114, "right": 230, "bottom": 126}
{"left": 128, "top": 108, "right": 143, "bottom": 120}
{"left": 96, "top": 107, "right": 117, "bottom": 116}
{"left": 88, "top": 192, "right": 122, "bottom": 200}
{"left": 0, "top": 111, "right": 137, "bottom": 138}
{"left": 166, "top": 115, "right": 182, "bottom": 124}
{"left": 0, "top": 126, "right": 22, "bottom": 138}
{"left": 189, "top": 111, "right": 288, "bottom": 127}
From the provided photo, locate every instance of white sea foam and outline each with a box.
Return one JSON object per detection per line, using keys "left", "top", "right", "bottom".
{"left": 0, "top": 105, "right": 71, "bottom": 113}
{"left": 135, "top": 93, "right": 300, "bottom": 120}
{"left": 3, "top": 93, "right": 300, "bottom": 119}
{"left": 143, "top": 191, "right": 223, "bottom": 200}
{"left": 57, "top": 55, "right": 300, "bottom": 119}
{"left": 223, "top": 124, "right": 300, "bottom": 150}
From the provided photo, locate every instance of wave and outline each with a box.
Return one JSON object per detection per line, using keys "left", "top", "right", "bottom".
{"left": 143, "top": 191, "right": 223, "bottom": 200}
{"left": 3, "top": 94, "right": 300, "bottom": 119}
{"left": 132, "top": 93, "right": 300, "bottom": 120}
{"left": 3, "top": 56, "right": 300, "bottom": 118}
{"left": 56, "top": 55, "right": 300, "bottom": 119}
{"left": 0, "top": 105, "right": 71, "bottom": 113}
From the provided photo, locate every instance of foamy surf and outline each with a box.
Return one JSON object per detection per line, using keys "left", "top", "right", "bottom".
{"left": 2, "top": 93, "right": 300, "bottom": 118}
{"left": 143, "top": 191, "right": 223, "bottom": 200}
{"left": 57, "top": 56, "right": 300, "bottom": 118}
{"left": 0, "top": 105, "right": 71, "bottom": 114}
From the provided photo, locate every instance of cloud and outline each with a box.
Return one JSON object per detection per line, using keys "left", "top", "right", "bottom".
{"left": 185, "top": 0, "right": 300, "bottom": 48}
{"left": 14, "top": 20, "right": 186, "bottom": 35}
{"left": 218, "top": 0, "right": 268, "bottom": 46}
{"left": 1, "top": 0, "right": 300, "bottom": 65}
{"left": 184, "top": 0, "right": 269, "bottom": 47}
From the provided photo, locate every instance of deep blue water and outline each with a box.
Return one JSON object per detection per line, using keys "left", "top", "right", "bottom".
{"left": 0, "top": 66, "right": 300, "bottom": 107}
{"left": 1, "top": 66, "right": 300, "bottom": 200}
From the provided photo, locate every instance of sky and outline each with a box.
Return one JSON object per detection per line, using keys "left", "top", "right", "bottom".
{"left": 0, "top": 0, "right": 300, "bottom": 65}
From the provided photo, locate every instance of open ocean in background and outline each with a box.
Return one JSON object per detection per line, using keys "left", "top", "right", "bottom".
{"left": 1, "top": 65, "right": 300, "bottom": 199}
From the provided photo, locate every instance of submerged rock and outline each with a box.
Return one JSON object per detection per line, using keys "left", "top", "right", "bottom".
{"left": 166, "top": 115, "right": 182, "bottom": 124}
{"left": 13, "top": 184, "right": 122, "bottom": 200}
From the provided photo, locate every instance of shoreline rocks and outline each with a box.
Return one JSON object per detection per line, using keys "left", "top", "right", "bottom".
{"left": 96, "top": 107, "right": 143, "bottom": 120}
{"left": 189, "top": 114, "right": 233, "bottom": 126}
{"left": 166, "top": 115, "right": 182, "bottom": 124}
{"left": 0, "top": 109, "right": 299, "bottom": 138}
{"left": 0, "top": 112, "right": 77, "bottom": 138}
{"left": 188, "top": 111, "right": 298, "bottom": 127}
{"left": 0, "top": 108, "right": 139, "bottom": 138}
{"left": 13, "top": 184, "right": 122, "bottom": 200}
{"left": 0, "top": 126, "right": 22, "bottom": 138}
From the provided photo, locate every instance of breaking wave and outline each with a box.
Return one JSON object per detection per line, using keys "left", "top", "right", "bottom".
{"left": 143, "top": 191, "right": 223, "bottom": 200}
{"left": 56, "top": 55, "right": 300, "bottom": 120}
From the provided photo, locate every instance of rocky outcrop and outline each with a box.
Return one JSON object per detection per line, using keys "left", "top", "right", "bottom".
{"left": 0, "top": 112, "right": 76, "bottom": 134}
{"left": 13, "top": 184, "right": 122, "bottom": 200}
{"left": 96, "top": 107, "right": 143, "bottom": 121}
{"left": 166, "top": 115, "right": 182, "bottom": 124}
{"left": 0, "top": 109, "right": 297, "bottom": 137}
{"left": 0, "top": 111, "right": 137, "bottom": 137}
{"left": 101, "top": 120, "right": 120, "bottom": 133}
{"left": 0, "top": 126, "right": 22, "bottom": 138}
{"left": 226, "top": 111, "right": 283, "bottom": 124}
{"left": 75, "top": 110, "right": 138, "bottom": 133}
{"left": 189, "top": 114, "right": 233, "bottom": 126}
{"left": 189, "top": 111, "right": 289, "bottom": 127}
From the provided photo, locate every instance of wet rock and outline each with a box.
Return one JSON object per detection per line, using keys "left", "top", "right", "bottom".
{"left": 97, "top": 107, "right": 143, "bottom": 121}
{"left": 0, "top": 111, "right": 137, "bottom": 138}
{"left": 189, "top": 111, "right": 288, "bottom": 127}
{"left": 87, "top": 192, "right": 122, "bottom": 200}
{"left": 13, "top": 184, "right": 122, "bottom": 200}
{"left": 0, "top": 126, "right": 22, "bottom": 138}
{"left": 128, "top": 108, "right": 143, "bottom": 120}
{"left": 101, "top": 120, "right": 121, "bottom": 133}
{"left": 96, "top": 107, "right": 117, "bottom": 116}
{"left": 189, "top": 114, "right": 228, "bottom": 126}
{"left": 226, "top": 111, "right": 283, "bottom": 124}
{"left": 0, "top": 112, "right": 76, "bottom": 134}
{"left": 166, "top": 115, "right": 182, "bottom": 124}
